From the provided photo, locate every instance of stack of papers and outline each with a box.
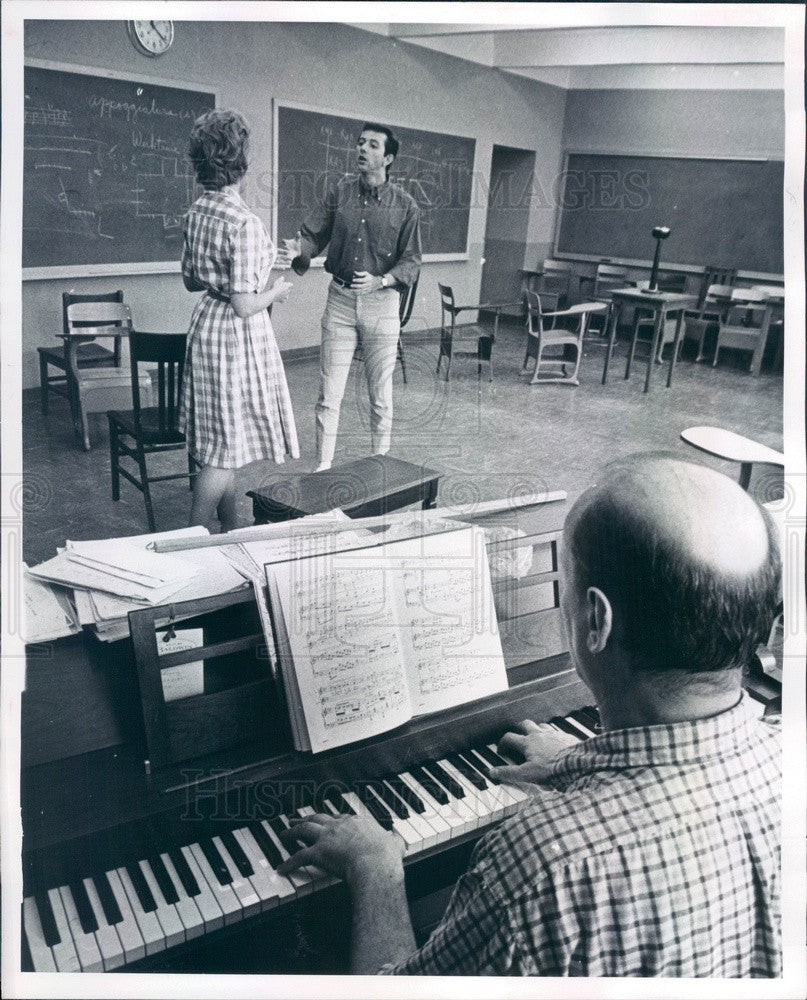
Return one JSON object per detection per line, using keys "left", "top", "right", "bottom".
{"left": 22, "top": 564, "right": 80, "bottom": 644}
{"left": 27, "top": 527, "right": 248, "bottom": 642}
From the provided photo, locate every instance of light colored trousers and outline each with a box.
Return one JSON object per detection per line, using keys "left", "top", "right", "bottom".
{"left": 316, "top": 281, "right": 400, "bottom": 466}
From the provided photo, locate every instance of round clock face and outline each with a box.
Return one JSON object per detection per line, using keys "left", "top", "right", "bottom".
{"left": 128, "top": 20, "right": 174, "bottom": 57}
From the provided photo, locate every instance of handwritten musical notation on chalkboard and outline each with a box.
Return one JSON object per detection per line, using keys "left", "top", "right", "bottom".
{"left": 23, "top": 65, "right": 216, "bottom": 272}
{"left": 276, "top": 105, "right": 476, "bottom": 258}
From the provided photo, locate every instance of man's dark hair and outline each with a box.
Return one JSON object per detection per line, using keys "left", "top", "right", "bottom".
{"left": 362, "top": 123, "right": 399, "bottom": 178}
{"left": 567, "top": 459, "right": 782, "bottom": 674}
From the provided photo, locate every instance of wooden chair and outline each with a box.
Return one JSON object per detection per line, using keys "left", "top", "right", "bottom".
{"left": 353, "top": 277, "right": 418, "bottom": 383}
{"left": 521, "top": 291, "right": 607, "bottom": 386}
{"left": 108, "top": 330, "right": 197, "bottom": 533}
{"left": 679, "top": 282, "right": 736, "bottom": 362}
{"left": 38, "top": 290, "right": 125, "bottom": 416}
{"left": 713, "top": 288, "right": 773, "bottom": 371}
{"left": 63, "top": 301, "right": 145, "bottom": 450}
{"left": 436, "top": 282, "right": 505, "bottom": 382}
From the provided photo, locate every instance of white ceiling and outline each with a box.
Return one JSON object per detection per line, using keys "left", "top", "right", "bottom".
{"left": 349, "top": 23, "right": 784, "bottom": 91}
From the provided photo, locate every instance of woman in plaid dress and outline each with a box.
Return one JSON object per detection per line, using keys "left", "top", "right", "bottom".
{"left": 179, "top": 110, "right": 299, "bottom": 530}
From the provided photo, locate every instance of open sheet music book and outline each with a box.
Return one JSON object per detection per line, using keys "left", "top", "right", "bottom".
{"left": 263, "top": 523, "right": 508, "bottom": 753}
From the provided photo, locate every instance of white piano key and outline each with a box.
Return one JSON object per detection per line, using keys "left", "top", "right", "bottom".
{"left": 233, "top": 827, "right": 296, "bottom": 908}
{"left": 258, "top": 821, "right": 314, "bottom": 896}
{"left": 57, "top": 885, "right": 104, "bottom": 972}
{"left": 22, "top": 896, "right": 57, "bottom": 972}
{"left": 46, "top": 888, "right": 81, "bottom": 972}
{"left": 402, "top": 772, "right": 468, "bottom": 837}
{"left": 211, "top": 835, "right": 262, "bottom": 919}
{"left": 426, "top": 771, "right": 479, "bottom": 834}
{"left": 395, "top": 774, "right": 452, "bottom": 844}
{"left": 83, "top": 876, "right": 125, "bottom": 970}
{"left": 116, "top": 866, "right": 166, "bottom": 956}
{"left": 439, "top": 757, "right": 505, "bottom": 824}
{"left": 187, "top": 842, "right": 244, "bottom": 925}
{"left": 104, "top": 869, "right": 147, "bottom": 964}
{"left": 291, "top": 808, "right": 336, "bottom": 886}
{"left": 364, "top": 785, "right": 422, "bottom": 853}
{"left": 484, "top": 744, "right": 532, "bottom": 807}
{"left": 159, "top": 853, "right": 205, "bottom": 941}
{"left": 465, "top": 749, "right": 521, "bottom": 811}
{"left": 380, "top": 780, "right": 439, "bottom": 850}
{"left": 179, "top": 846, "right": 225, "bottom": 934}
{"left": 138, "top": 860, "right": 186, "bottom": 950}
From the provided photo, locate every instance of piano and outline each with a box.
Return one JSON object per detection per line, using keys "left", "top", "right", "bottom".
{"left": 19, "top": 500, "right": 780, "bottom": 973}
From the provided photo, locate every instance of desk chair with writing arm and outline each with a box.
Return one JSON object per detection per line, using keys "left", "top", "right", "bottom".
{"left": 38, "top": 290, "right": 125, "bottom": 417}
{"left": 437, "top": 282, "right": 511, "bottom": 382}
{"left": 352, "top": 277, "right": 418, "bottom": 383}
{"left": 527, "top": 260, "right": 573, "bottom": 313}
{"left": 587, "top": 264, "right": 630, "bottom": 337}
{"left": 107, "top": 330, "right": 198, "bottom": 533}
{"left": 713, "top": 288, "right": 773, "bottom": 372}
{"left": 63, "top": 301, "right": 144, "bottom": 451}
{"left": 521, "top": 291, "right": 607, "bottom": 386}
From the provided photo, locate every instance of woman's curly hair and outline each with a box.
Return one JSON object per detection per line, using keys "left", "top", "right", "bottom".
{"left": 189, "top": 109, "right": 249, "bottom": 189}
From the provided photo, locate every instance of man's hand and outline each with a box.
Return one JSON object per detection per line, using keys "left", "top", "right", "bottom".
{"left": 277, "top": 811, "right": 405, "bottom": 889}
{"left": 492, "top": 719, "right": 579, "bottom": 785}
{"left": 269, "top": 276, "right": 293, "bottom": 304}
{"left": 351, "top": 271, "right": 382, "bottom": 294}
{"left": 276, "top": 235, "right": 301, "bottom": 270}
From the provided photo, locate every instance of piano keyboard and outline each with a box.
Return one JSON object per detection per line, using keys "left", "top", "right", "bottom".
{"left": 22, "top": 707, "right": 601, "bottom": 972}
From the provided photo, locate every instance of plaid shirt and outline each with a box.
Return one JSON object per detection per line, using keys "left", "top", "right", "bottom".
{"left": 382, "top": 693, "right": 781, "bottom": 977}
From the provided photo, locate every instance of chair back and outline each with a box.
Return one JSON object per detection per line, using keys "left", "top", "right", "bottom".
{"left": 593, "top": 264, "right": 629, "bottom": 298}
{"left": 656, "top": 271, "right": 687, "bottom": 294}
{"left": 525, "top": 290, "right": 546, "bottom": 336}
{"left": 438, "top": 283, "right": 457, "bottom": 332}
{"left": 66, "top": 301, "right": 133, "bottom": 338}
{"left": 399, "top": 276, "right": 419, "bottom": 329}
{"left": 697, "top": 267, "right": 736, "bottom": 305}
{"left": 62, "top": 290, "right": 124, "bottom": 333}
{"left": 128, "top": 331, "right": 187, "bottom": 435}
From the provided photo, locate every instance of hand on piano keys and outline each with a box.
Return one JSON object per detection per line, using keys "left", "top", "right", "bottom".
{"left": 22, "top": 707, "right": 601, "bottom": 972}
{"left": 493, "top": 717, "right": 588, "bottom": 784}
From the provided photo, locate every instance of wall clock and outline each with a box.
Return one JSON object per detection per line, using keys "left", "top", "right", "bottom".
{"left": 127, "top": 20, "right": 174, "bottom": 57}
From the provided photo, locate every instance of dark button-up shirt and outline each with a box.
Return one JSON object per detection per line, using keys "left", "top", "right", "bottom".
{"left": 292, "top": 176, "right": 421, "bottom": 288}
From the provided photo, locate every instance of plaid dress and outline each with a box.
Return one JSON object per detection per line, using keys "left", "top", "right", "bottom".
{"left": 179, "top": 188, "right": 299, "bottom": 468}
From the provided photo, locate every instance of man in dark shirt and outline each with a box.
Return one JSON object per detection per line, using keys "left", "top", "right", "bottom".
{"left": 278, "top": 123, "right": 421, "bottom": 470}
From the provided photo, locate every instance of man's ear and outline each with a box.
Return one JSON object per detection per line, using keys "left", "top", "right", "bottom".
{"left": 586, "top": 586, "right": 613, "bottom": 654}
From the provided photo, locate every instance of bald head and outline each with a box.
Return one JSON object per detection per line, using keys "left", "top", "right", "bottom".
{"left": 565, "top": 456, "right": 781, "bottom": 674}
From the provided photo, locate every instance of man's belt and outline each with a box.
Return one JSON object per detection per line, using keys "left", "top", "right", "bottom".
{"left": 331, "top": 274, "right": 353, "bottom": 289}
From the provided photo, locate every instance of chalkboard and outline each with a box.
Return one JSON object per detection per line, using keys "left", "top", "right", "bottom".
{"left": 23, "top": 64, "right": 216, "bottom": 274}
{"left": 555, "top": 152, "right": 784, "bottom": 275}
{"left": 275, "top": 104, "right": 476, "bottom": 258}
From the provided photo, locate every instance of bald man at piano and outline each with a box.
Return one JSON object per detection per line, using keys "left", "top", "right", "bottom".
{"left": 279, "top": 455, "right": 782, "bottom": 977}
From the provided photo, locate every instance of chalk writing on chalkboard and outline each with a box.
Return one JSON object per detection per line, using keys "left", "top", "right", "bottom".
{"left": 23, "top": 65, "right": 216, "bottom": 272}
{"left": 276, "top": 106, "right": 476, "bottom": 258}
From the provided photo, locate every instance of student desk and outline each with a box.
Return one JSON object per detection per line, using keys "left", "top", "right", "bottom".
{"left": 248, "top": 455, "right": 441, "bottom": 524}
{"left": 601, "top": 288, "right": 698, "bottom": 393}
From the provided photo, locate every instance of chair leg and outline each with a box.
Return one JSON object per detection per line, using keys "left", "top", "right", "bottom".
{"left": 136, "top": 443, "right": 156, "bottom": 533}
{"left": 397, "top": 339, "right": 408, "bottom": 384}
{"left": 187, "top": 452, "right": 197, "bottom": 490}
{"left": 39, "top": 354, "right": 50, "bottom": 416}
{"left": 109, "top": 418, "right": 120, "bottom": 501}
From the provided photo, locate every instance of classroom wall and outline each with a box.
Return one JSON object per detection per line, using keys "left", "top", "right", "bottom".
{"left": 21, "top": 20, "right": 568, "bottom": 388}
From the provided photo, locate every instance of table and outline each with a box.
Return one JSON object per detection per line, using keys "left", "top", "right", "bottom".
{"left": 248, "top": 454, "right": 441, "bottom": 524}
{"left": 601, "top": 289, "right": 698, "bottom": 393}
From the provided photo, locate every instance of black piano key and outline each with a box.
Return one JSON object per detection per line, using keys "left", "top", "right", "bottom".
{"left": 249, "top": 821, "right": 284, "bottom": 869}
{"left": 147, "top": 854, "right": 180, "bottom": 906}
{"left": 199, "top": 838, "right": 233, "bottom": 886}
{"left": 168, "top": 847, "right": 200, "bottom": 898}
{"left": 93, "top": 871, "right": 124, "bottom": 925}
{"left": 387, "top": 775, "right": 426, "bottom": 813}
{"left": 549, "top": 716, "right": 586, "bottom": 740}
{"left": 324, "top": 788, "right": 349, "bottom": 815}
{"left": 409, "top": 765, "right": 450, "bottom": 805}
{"left": 220, "top": 830, "right": 254, "bottom": 879}
{"left": 34, "top": 892, "right": 61, "bottom": 948}
{"left": 423, "top": 760, "right": 465, "bottom": 800}
{"left": 377, "top": 780, "right": 409, "bottom": 820}
{"left": 475, "top": 745, "right": 510, "bottom": 769}
{"left": 69, "top": 878, "right": 99, "bottom": 933}
{"left": 358, "top": 787, "right": 395, "bottom": 830}
{"left": 126, "top": 862, "right": 158, "bottom": 913}
{"left": 448, "top": 753, "right": 488, "bottom": 790}
{"left": 462, "top": 750, "right": 500, "bottom": 785}
{"left": 578, "top": 705, "right": 602, "bottom": 729}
